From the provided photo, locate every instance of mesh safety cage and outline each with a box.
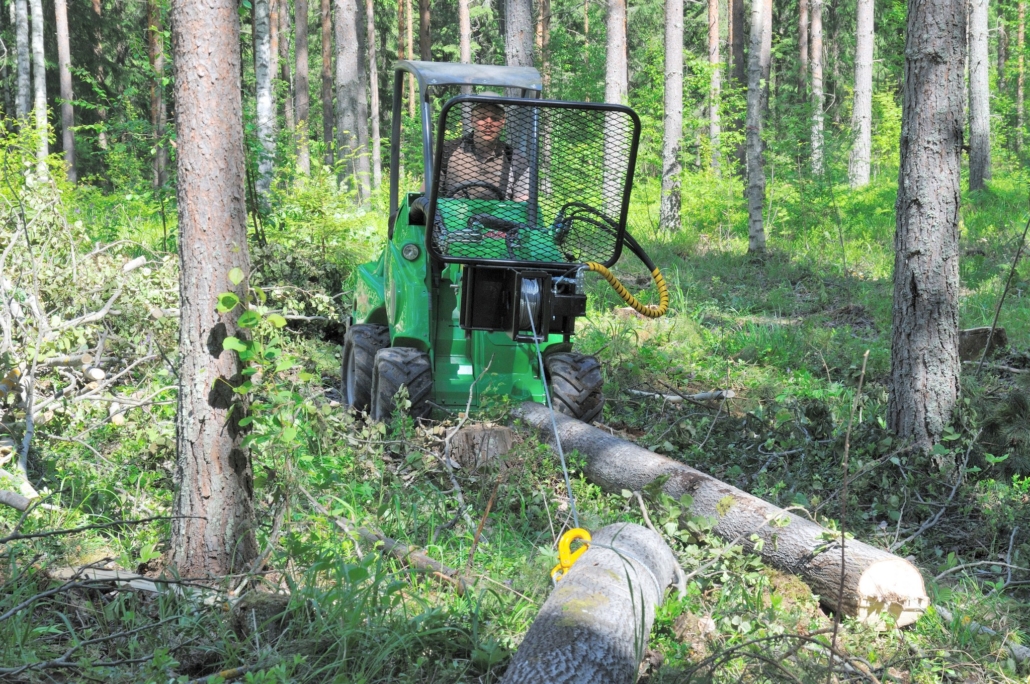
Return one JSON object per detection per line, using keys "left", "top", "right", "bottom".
{"left": 426, "top": 96, "right": 641, "bottom": 268}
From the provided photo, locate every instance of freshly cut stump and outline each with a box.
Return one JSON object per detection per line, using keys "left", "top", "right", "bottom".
{"left": 516, "top": 402, "right": 929, "bottom": 627}
{"left": 500, "top": 523, "right": 678, "bottom": 684}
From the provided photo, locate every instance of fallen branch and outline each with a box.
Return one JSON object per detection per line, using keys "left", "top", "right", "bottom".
{"left": 300, "top": 486, "right": 470, "bottom": 594}
{"left": 935, "top": 606, "right": 1030, "bottom": 662}
{"left": 627, "top": 387, "right": 736, "bottom": 403}
{"left": 0, "top": 489, "right": 30, "bottom": 511}
{"left": 0, "top": 515, "right": 180, "bottom": 545}
{"left": 962, "top": 360, "right": 1028, "bottom": 374}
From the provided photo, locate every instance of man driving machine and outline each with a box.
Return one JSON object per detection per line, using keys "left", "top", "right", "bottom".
{"left": 438, "top": 100, "right": 530, "bottom": 201}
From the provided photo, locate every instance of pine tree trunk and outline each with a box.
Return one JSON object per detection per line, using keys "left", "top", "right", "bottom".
{"left": 14, "top": 0, "right": 29, "bottom": 118}
{"left": 29, "top": 0, "right": 45, "bottom": 174}
{"left": 55, "top": 0, "right": 75, "bottom": 181}
{"left": 848, "top": 0, "right": 873, "bottom": 188}
{"left": 889, "top": 0, "right": 965, "bottom": 450}
{"left": 254, "top": 0, "right": 276, "bottom": 202}
{"left": 0, "top": 3, "right": 9, "bottom": 117}
{"left": 810, "top": 0, "right": 823, "bottom": 175}
{"left": 539, "top": 0, "right": 551, "bottom": 85}
{"left": 1019, "top": 1, "right": 1025, "bottom": 154}
{"left": 708, "top": 0, "right": 721, "bottom": 172}
{"left": 459, "top": 0, "right": 472, "bottom": 62}
{"left": 170, "top": 0, "right": 258, "bottom": 578}
{"left": 799, "top": 0, "right": 808, "bottom": 93}
{"left": 279, "top": 0, "right": 295, "bottom": 131}
{"left": 968, "top": 0, "right": 991, "bottom": 190}
{"left": 334, "top": 0, "right": 371, "bottom": 199}
{"left": 506, "top": 0, "right": 534, "bottom": 68}
{"left": 406, "top": 0, "right": 415, "bottom": 116}
{"left": 419, "top": 0, "right": 430, "bottom": 59}
{"left": 366, "top": 0, "right": 381, "bottom": 188}
{"left": 270, "top": 0, "right": 280, "bottom": 91}
{"left": 295, "top": 0, "right": 311, "bottom": 174}
{"left": 745, "top": 0, "right": 768, "bottom": 253}
{"left": 320, "top": 0, "right": 334, "bottom": 164}
{"left": 148, "top": 0, "right": 168, "bottom": 189}
{"left": 731, "top": 0, "right": 746, "bottom": 170}
{"left": 660, "top": 0, "right": 682, "bottom": 231}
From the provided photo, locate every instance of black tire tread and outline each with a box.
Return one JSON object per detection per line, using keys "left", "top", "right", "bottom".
{"left": 545, "top": 352, "right": 604, "bottom": 424}
{"left": 371, "top": 347, "right": 433, "bottom": 421}
{"left": 343, "top": 324, "right": 390, "bottom": 411}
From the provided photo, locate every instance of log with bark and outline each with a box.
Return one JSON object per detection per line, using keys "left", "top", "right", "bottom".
{"left": 515, "top": 402, "right": 929, "bottom": 627}
{"left": 500, "top": 523, "right": 678, "bottom": 684}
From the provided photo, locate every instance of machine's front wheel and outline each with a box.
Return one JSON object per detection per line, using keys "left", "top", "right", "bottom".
{"left": 371, "top": 347, "right": 434, "bottom": 421}
{"left": 342, "top": 324, "right": 390, "bottom": 412}
{"left": 545, "top": 353, "right": 605, "bottom": 424}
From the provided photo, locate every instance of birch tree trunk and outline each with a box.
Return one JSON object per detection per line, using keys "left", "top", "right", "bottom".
{"left": 278, "top": 0, "right": 295, "bottom": 131}
{"left": 810, "top": 0, "right": 824, "bottom": 175}
{"left": 320, "top": 0, "right": 333, "bottom": 164}
{"left": 334, "top": 0, "right": 372, "bottom": 200}
{"left": 745, "top": 0, "right": 768, "bottom": 253}
{"left": 968, "top": 0, "right": 991, "bottom": 190}
{"left": 254, "top": 0, "right": 276, "bottom": 203}
{"left": 148, "top": 0, "right": 168, "bottom": 189}
{"left": 459, "top": 0, "right": 472, "bottom": 62}
{"left": 295, "top": 0, "right": 311, "bottom": 174}
{"left": 14, "top": 0, "right": 29, "bottom": 118}
{"left": 889, "top": 0, "right": 965, "bottom": 451}
{"left": 366, "top": 0, "right": 381, "bottom": 188}
{"left": 604, "top": 0, "right": 628, "bottom": 218}
{"left": 419, "top": 0, "right": 430, "bottom": 59}
{"left": 708, "top": 0, "right": 721, "bottom": 172}
{"left": 29, "top": 0, "right": 45, "bottom": 174}
{"left": 848, "top": 0, "right": 873, "bottom": 187}
{"left": 660, "top": 0, "right": 682, "bottom": 231}
{"left": 270, "top": 0, "right": 280, "bottom": 92}
{"left": 799, "top": 0, "right": 808, "bottom": 93}
{"left": 1020, "top": 1, "right": 1026, "bottom": 154}
{"left": 506, "top": 0, "right": 534, "bottom": 68}
{"left": 170, "top": 0, "right": 258, "bottom": 578}
{"left": 55, "top": 0, "right": 75, "bottom": 182}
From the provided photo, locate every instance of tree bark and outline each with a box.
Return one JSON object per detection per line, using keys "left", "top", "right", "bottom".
{"left": 278, "top": 0, "right": 295, "bottom": 131}
{"left": 810, "top": 0, "right": 823, "bottom": 175}
{"left": 406, "top": 0, "right": 415, "bottom": 116}
{"left": 848, "top": 0, "right": 873, "bottom": 187}
{"left": 500, "top": 523, "right": 679, "bottom": 684}
{"left": 506, "top": 0, "right": 534, "bottom": 68}
{"left": 29, "top": 0, "right": 45, "bottom": 174}
{"left": 366, "top": 0, "right": 381, "bottom": 188}
{"left": 516, "top": 403, "right": 930, "bottom": 626}
{"left": 1019, "top": 1, "right": 1026, "bottom": 154}
{"left": 254, "top": 0, "right": 276, "bottom": 203}
{"left": 418, "top": 0, "right": 430, "bottom": 59}
{"left": 889, "top": 0, "right": 965, "bottom": 451}
{"left": 14, "top": 0, "right": 29, "bottom": 118}
{"left": 745, "top": 0, "right": 768, "bottom": 253}
{"left": 0, "top": 2, "right": 9, "bottom": 118}
{"left": 799, "top": 0, "right": 808, "bottom": 93}
{"left": 148, "top": 0, "right": 168, "bottom": 189}
{"left": 730, "top": 0, "right": 745, "bottom": 86}
{"left": 170, "top": 0, "right": 258, "bottom": 578}
{"left": 459, "top": 0, "right": 472, "bottom": 62}
{"left": 270, "top": 0, "right": 280, "bottom": 92}
{"left": 659, "top": 0, "right": 683, "bottom": 231}
{"left": 295, "top": 0, "right": 311, "bottom": 174}
{"left": 334, "top": 0, "right": 371, "bottom": 199}
{"left": 320, "top": 0, "right": 334, "bottom": 164}
{"left": 605, "top": 0, "right": 627, "bottom": 103}
{"left": 55, "top": 0, "right": 75, "bottom": 182}
{"left": 968, "top": 0, "right": 990, "bottom": 190}
{"left": 708, "top": 0, "right": 720, "bottom": 172}
{"left": 535, "top": 0, "right": 550, "bottom": 81}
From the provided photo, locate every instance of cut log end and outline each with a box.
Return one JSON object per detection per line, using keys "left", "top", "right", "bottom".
{"left": 855, "top": 558, "right": 928, "bottom": 628}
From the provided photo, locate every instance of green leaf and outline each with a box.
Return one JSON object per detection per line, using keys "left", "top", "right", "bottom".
{"left": 222, "top": 336, "right": 248, "bottom": 352}
{"left": 266, "top": 313, "right": 287, "bottom": 328}
{"left": 237, "top": 310, "right": 261, "bottom": 328}
{"left": 228, "top": 267, "right": 245, "bottom": 286}
{"left": 282, "top": 425, "right": 298, "bottom": 442}
{"left": 275, "top": 357, "right": 294, "bottom": 372}
{"left": 298, "top": 371, "right": 316, "bottom": 382}
{"left": 216, "top": 292, "right": 240, "bottom": 313}
{"left": 238, "top": 416, "right": 254, "bottom": 427}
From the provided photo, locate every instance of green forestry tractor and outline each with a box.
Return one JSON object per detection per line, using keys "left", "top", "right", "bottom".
{"left": 343, "top": 61, "right": 667, "bottom": 422}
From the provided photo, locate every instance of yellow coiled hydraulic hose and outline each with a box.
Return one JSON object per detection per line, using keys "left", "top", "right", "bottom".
{"left": 585, "top": 261, "right": 668, "bottom": 318}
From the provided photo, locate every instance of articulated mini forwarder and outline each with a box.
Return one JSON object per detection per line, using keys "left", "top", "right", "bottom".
{"left": 344, "top": 61, "right": 667, "bottom": 422}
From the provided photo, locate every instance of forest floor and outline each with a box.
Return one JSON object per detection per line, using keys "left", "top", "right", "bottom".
{"left": 1, "top": 157, "right": 1029, "bottom": 682}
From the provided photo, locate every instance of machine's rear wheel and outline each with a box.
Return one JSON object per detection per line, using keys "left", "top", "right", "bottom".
{"left": 342, "top": 324, "right": 390, "bottom": 412}
{"left": 545, "top": 353, "right": 604, "bottom": 424}
{"left": 371, "top": 347, "right": 434, "bottom": 421}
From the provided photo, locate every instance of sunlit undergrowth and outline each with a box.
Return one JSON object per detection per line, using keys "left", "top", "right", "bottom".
{"left": 1, "top": 141, "right": 1028, "bottom": 681}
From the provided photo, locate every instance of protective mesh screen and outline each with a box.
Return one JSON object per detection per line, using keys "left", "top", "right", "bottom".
{"left": 428, "top": 98, "right": 638, "bottom": 266}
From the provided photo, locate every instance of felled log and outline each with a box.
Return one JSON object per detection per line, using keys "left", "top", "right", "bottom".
{"left": 0, "top": 490, "right": 30, "bottom": 511}
{"left": 516, "top": 402, "right": 929, "bottom": 627}
{"left": 500, "top": 523, "right": 677, "bottom": 684}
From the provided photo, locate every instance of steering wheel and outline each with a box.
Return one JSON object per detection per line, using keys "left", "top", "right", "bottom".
{"left": 445, "top": 180, "right": 505, "bottom": 200}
